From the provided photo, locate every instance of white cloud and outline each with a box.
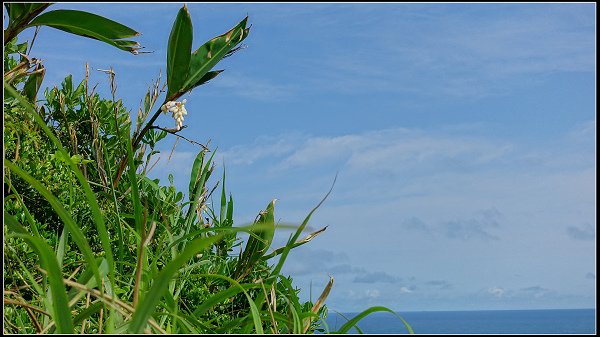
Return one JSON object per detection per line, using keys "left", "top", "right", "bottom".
{"left": 269, "top": 127, "right": 514, "bottom": 174}
{"left": 366, "top": 289, "right": 381, "bottom": 298}
{"left": 399, "top": 287, "right": 412, "bottom": 294}
{"left": 488, "top": 286, "right": 506, "bottom": 298}
{"left": 218, "top": 133, "right": 303, "bottom": 166}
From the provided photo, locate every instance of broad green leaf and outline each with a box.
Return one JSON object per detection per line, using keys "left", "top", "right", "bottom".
{"left": 5, "top": 213, "right": 74, "bottom": 333}
{"left": 183, "top": 70, "right": 223, "bottom": 94}
{"left": 27, "top": 9, "right": 141, "bottom": 53}
{"left": 28, "top": 9, "right": 138, "bottom": 39}
{"left": 166, "top": 4, "right": 193, "bottom": 97}
{"left": 5, "top": 3, "right": 51, "bottom": 28}
{"left": 6, "top": 3, "right": 27, "bottom": 24}
{"left": 180, "top": 17, "right": 249, "bottom": 95}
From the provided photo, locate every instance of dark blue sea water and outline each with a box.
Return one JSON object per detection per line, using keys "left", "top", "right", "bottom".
{"left": 323, "top": 308, "right": 596, "bottom": 334}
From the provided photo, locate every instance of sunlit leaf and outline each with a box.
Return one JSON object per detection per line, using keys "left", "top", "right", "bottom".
{"left": 179, "top": 17, "right": 249, "bottom": 96}
{"left": 27, "top": 9, "right": 141, "bottom": 53}
{"left": 166, "top": 4, "right": 193, "bottom": 97}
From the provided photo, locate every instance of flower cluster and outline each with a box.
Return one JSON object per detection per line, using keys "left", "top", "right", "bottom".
{"left": 161, "top": 99, "right": 188, "bottom": 131}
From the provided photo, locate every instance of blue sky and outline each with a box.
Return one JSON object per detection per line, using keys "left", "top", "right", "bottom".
{"left": 8, "top": 3, "right": 596, "bottom": 312}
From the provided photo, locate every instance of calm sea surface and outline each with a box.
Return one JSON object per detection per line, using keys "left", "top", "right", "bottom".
{"left": 323, "top": 308, "right": 596, "bottom": 334}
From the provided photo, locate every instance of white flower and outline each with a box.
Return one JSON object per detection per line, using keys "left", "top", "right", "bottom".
{"left": 161, "top": 99, "right": 188, "bottom": 130}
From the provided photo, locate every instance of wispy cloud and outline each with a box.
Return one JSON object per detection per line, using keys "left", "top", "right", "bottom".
{"left": 400, "top": 209, "right": 504, "bottom": 242}
{"left": 488, "top": 286, "right": 506, "bottom": 298}
{"left": 272, "top": 127, "right": 513, "bottom": 174}
{"left": 209, "top": 71, "right": 295, "bottom": 101}
{"left": 401, "top": 217, "right": 433, "bottom": 237}
{"left": 424, "top": 280, "right": 453, "bottom": 290}
{"left": 353, "top": 271, "right": 402, "bottom": 284}
{"left": 566, "top": 224, "right": 595, "bottom": 241}
{"left": 442, "top": 208, "right": 503, "bottom": 241}
{"left": 217, "top": 133, "right": 303, "bottom": 166}
{"left": 292, "top": 4, "right": 595, "bottom": 99}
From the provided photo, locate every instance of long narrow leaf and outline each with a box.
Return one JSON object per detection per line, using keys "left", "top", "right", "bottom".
{"left": 4, "top": 160, "right": 103, "bottom": 292}
{"left": 127, "top": 234, "right": 225, "bottom": 333}
{"left": 335, "top": 306, "right": 413, "bottom": 334}
{"left": 180, "top": 17, "right": 249, "bottom": 95}
{"left": 188, "top": 150, "right": 205, "bottom": 199}
{"left": 4, "top": 82, "right": 115, "bottom": 299}
{"left": 5, "top": 214, "right": 74, "bottom": 333}
{"left": 263, "top": 226, "right": 327, "bottom": 260}
{"left": 128, "top": 225, "right": 262, "bottom": 333}
{"left": 124, "top": 123, "right": 143, "bottom": 235}
{"left": 272, "top": 174, "right": 337, "bottom": 276}
{"left": 27, "top": 9, "right": 141, "bottom": 53}
{"left": 166, "top": 4, "right": 193, "bottom": 97}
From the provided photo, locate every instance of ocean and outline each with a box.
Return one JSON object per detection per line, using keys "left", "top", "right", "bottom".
{"left": 323, "top": 308, "right": 596, "bottom": 334}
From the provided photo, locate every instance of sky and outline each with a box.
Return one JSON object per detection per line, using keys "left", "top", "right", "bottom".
{"left": 6, "top": 2, "right": 596, "bottom": 312}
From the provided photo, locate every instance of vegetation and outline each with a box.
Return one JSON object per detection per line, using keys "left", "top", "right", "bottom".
{"left": 3, "top": 3, "right": 412, "bottom": 334}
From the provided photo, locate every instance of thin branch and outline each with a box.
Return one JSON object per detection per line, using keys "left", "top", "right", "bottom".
{"left": 149, "top": 125, "right": 210, "bottom": 151}
{"left": 168, "top": 136, "right": 180, "bottom": 162}
{"left": 27, "top": 26, "right": 41, "bottom": 55}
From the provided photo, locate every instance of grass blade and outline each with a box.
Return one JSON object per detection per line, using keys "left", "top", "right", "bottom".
{"left": 5, "top": 213, "right": 74, "bottom": 333}
{"left": 4, "top": 82, "right": 116, "bottom": 309}
{"left": 4, "top": 160, "right": 103, "bottom": 291}
{"left": 334, "top": 306, "right": 413, "bottom": 334}
{"left": 127, "top": 234, "right": 225, "bottom": 333}
{"left": 272, "top": 174, "right": 337, "bottom": 276}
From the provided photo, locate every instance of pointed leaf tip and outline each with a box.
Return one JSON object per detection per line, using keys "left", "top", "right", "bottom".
{"left": 166, "top": 5, "right": 193, "bottom": 97}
